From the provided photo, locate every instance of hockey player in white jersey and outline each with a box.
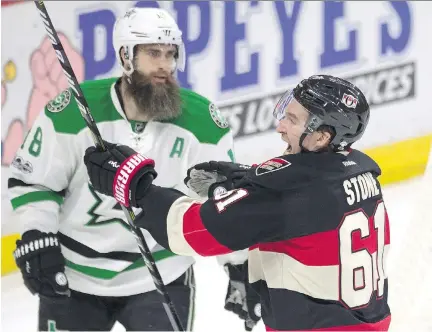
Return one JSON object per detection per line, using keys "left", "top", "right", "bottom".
{"left": 8, "top": 7, "right": 257, "bottom": 331}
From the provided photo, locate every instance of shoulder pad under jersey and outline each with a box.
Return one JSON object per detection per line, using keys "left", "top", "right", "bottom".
{"left": 167, "top": 88, "right": 230, "bottom": 144}
{"left": 244, "top": 150, "right": 381, "bottom": 191}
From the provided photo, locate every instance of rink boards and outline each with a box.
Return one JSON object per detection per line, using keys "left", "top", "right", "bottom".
{"left": 2, "top": 1, "right": 432, "bottom": 275}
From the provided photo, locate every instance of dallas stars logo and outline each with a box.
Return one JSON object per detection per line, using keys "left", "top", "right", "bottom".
{"left": 209, "top": 103, "right": 229, "bottom": 128}
{"left": 47, "top": 89, "right": 71, "bottom": 113}
{"left": 86, "top": 184, "right": 132, "bottom": 230}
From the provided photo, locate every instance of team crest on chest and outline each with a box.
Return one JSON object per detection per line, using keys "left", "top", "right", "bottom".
{"left": 255, "top": 158, "right": 291, "bottom": 176}
{"left": 47, "top": 89, "right": 71, "bottom": 113}
{"left": 209, "top": 103, "right": 229, "bottom": 128}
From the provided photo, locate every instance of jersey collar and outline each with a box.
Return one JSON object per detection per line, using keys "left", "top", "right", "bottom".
{"left": 110, "top": 79, "right": 128, "bottom": 121}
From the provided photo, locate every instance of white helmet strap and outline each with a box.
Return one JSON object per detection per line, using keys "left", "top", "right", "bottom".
{"left": 122, "top": 45, "right": 135, "bottom": 77}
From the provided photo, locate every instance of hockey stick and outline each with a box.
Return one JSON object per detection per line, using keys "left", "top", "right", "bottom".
{"left": 33, "top": 2, "right": 184, "bottom": 331}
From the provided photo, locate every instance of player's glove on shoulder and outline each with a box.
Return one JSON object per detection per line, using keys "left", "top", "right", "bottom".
{"left": 14, "top": 230, "right": 70, "bottom": 297}
{"left": 84, "top": 140, "right": 157, "bottom": 207}
{"left": 224, "top": 261, "right": 261, "bottom": 331}
{"left": 184, "top": 161, "right": 251, "bottom": 197}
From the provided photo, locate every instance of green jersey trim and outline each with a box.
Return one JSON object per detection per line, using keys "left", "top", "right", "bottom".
{"left": 11, "top": 191, "right": 63, "bottom": 210}
{"left": 168, "top": 88, "right": 230, "bottom": 145}
{"left": 65, "top": 249, "right": 177, "bottom": 279}
{"left": 45, "top": 78, "right": 123, "bottom": 134}
{"left": 44, "top": 78, "right": 231, "bottom": 145}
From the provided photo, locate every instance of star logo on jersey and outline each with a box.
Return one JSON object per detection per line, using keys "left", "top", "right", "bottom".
{"left": 209, "top": 103, "right": 229, "bottom": 128}
{"left": 47, "top": 89, "right": 71, "bottom": 113}
{"left": 134, "top": 122, "right": 145, "bottom": 133}
{"left": 86, "top": 184, "right": 132, "bottom": 230}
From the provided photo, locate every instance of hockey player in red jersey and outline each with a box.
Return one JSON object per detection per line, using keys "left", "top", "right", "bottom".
{"left": 84, "top": 75, "right": 391, "bottom": 331}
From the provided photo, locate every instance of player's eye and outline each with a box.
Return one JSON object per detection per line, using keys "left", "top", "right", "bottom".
{"left": 166, "top": 51, "right": 176, "bottom": 60}
{"left": 147, "top": 49, "right": 161, "bottom": 58}
{"left": 286, "top": 114, "right": 296, "bottom": 124}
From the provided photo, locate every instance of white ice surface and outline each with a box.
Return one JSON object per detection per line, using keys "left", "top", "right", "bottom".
{"left": 2, "top": 176, "right": 431, "bottom": 331}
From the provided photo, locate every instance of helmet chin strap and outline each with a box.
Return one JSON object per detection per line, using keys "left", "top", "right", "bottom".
{"left": 123, "top": 46, "right": 135, "bottom": 81}
{"left": 299, "top": 133, "right": 313, "bottom": 153}
{"left": 298, "top": 132, "right": 330, "bottom": 154}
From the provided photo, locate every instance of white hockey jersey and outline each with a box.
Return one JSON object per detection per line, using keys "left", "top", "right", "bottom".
{"left": 8, "top": 77, "right": 235, "bottom": 296}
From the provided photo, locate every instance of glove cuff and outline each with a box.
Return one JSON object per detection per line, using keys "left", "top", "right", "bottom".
{"left": 225, "top": 262, "right": 247, "bottom": 282}
{"left": 113, "top": 153, "right": 155, "bottom": 207}
{"left": 14, "top": 231, "right": 60, "bottom": 263}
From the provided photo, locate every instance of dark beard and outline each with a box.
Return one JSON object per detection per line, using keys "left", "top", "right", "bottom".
{"left": 124, "top": 71, "right": 181, "bottom": 121}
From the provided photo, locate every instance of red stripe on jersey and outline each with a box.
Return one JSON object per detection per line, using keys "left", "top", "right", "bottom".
{"left": 265, "top": 314, "right": 391, "bottom": 331}
{"left": 182, "top": 203, "right": 233, "bottom": 256}
{"left": 258, "top": 229, "right": 340, "bottom": 266}
{"left": 257, "top": 204, "right": 391, "bottom": 266}
{"left": 1, "top": 0, "right": 24, "bottom": 6}
{"left": 384, "top": 208, "right": 390, "bottom": 245}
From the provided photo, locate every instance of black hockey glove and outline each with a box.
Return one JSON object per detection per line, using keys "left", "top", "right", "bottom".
{"left": 184, "top": 161, "right": 251, "bottom": 198}
{"left": 224, "top": 261, "right": 261, "bottom": 331}
{"left": 84, "top": 140, "right": 158, "bottom": 207}
{"left": 14, "top": 230, "right": 70, "bottom": 297}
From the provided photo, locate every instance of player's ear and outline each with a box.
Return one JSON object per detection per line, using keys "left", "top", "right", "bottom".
{"left": 317, "top": 130, "right": 332, "bottom": 148}
{"left": 120, "top": 47, "right": 131, "bottom": 71}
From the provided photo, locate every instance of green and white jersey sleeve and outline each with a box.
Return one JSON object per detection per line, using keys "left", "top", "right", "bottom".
{"left": 8, "top": 103, "right": 78, "bottom": 234}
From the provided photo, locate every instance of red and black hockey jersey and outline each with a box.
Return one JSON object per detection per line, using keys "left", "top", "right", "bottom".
{"left": 138, "top": 149, "right": 391, "bottom": 331}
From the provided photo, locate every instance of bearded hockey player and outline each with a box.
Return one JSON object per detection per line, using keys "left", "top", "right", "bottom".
{"left": 8, "top": 7, "right": 246, "bottom": 331}
{"left": 84, "top": 75, "right": 392, "bottom": 331}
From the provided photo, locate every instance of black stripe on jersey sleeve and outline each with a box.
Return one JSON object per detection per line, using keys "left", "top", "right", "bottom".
{"left": 58, "top": 233, "right": 141, "bottom": 262}
{"left": 8, "top": 178, "right": 67, "bottom": 197}
{"left": 200, "top": 183, "right": 286, "bottom": 250}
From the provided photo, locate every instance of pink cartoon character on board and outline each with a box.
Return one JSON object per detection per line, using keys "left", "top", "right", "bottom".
{"left": 2, "top": 33, "right": 84, "bottom": 165}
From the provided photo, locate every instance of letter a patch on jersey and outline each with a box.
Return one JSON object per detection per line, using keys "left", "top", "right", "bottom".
{"left": 255, "top": 157, "right": 291, "bottom": 176}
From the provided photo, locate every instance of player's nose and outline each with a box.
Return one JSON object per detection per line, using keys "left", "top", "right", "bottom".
{"left": 276, "top": 121, "right": 286, "bottom": 134}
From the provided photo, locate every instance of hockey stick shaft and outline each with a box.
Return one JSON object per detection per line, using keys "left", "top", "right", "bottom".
{"left": 33, "top": 2, "right": 184, "bottom": 331}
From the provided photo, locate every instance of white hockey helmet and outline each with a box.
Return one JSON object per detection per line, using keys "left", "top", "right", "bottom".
{"left": 113, "top": 7, "right": 185, "bottom": 76}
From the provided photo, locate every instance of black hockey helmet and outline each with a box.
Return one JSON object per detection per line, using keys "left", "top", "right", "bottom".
{"left": 274, "top": 75, "right": 370, "bottom": 151}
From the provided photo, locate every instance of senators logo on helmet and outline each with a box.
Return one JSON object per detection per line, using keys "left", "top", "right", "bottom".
{"left": 341, "top": 93, "right": 359, "bottom": 109}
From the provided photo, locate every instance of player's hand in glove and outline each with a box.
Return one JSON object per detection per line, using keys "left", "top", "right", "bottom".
{"left": 83, "top": 140, "right": 157, "bottom": 207}
{"left": 224, "top": 261, "right": 261, "bottom": 331}
{"left": 184, "top": 161, "right": 251, "bottom": 198}
{"left": 14, "top": 230, "right": 70, "bottom": 297}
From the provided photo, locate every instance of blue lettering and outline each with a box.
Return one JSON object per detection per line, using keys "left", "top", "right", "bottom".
{"left": 174, "top": 1, "right": 211, "bottom": 89}
{"left": 274, "top": 2, "right": 302, "bottom": 78}
{"left": 221, "top": 1, "right": 259, "bottom": 91}
{"left": 134, "top": 1, "right": 159, "bottom": 9}
{"left": 381, "top": 2, "right": 411, "bottom": 55}
{"left": 320, "top": 2, "right": 357, "bottom": 68}
{"left": 80, "top": 9, "right": 116, "bottom": 80}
